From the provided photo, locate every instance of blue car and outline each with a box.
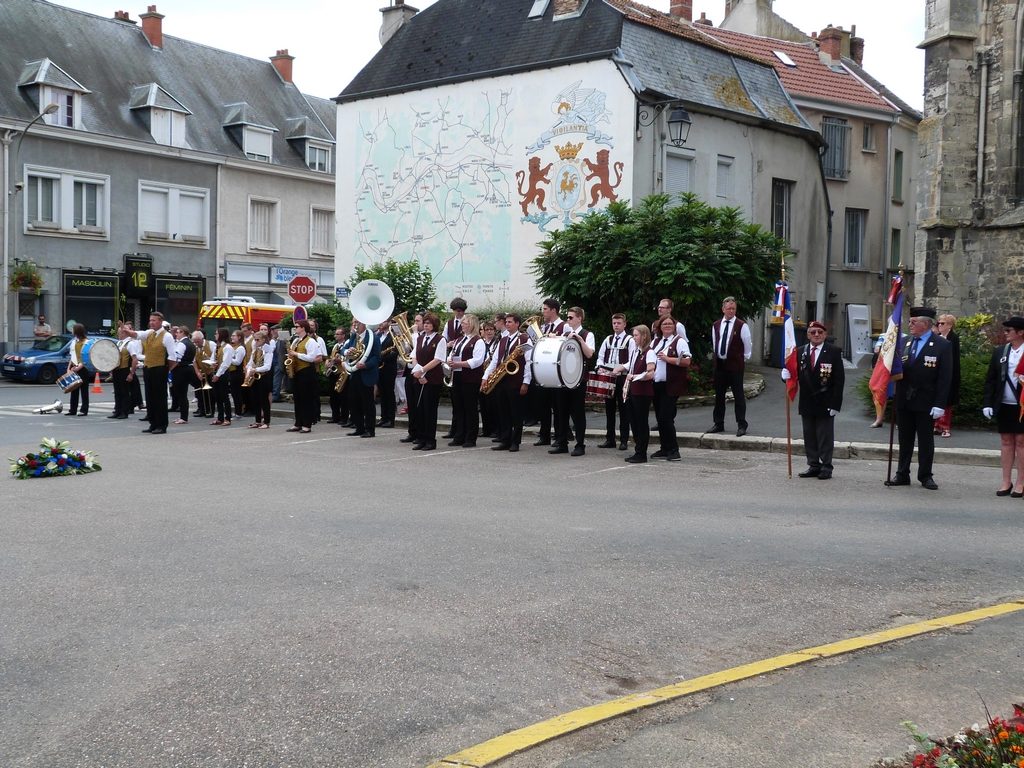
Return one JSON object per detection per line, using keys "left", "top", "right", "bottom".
{"left": 1, "top": 334, "right": 106, "bottom": 385}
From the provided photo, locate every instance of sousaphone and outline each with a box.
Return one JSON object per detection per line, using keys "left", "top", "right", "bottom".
{"left": 344, "top": 280, "right": 396, "bottom": 372}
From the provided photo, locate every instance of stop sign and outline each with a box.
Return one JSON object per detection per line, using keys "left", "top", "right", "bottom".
{"left": 287, "top": 275, "right": 316, "bottom": 303}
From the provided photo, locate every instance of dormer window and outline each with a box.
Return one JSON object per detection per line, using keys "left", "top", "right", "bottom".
{"left": 17, "top": 59, "right": 90, "bottom": 130}
{"left": 285, "top": 116, "right": 335, "bottom": 173}
{"left": 223, "top": 103, "right": 278, "bottom": 163}
{"left": 244, "top": 127, "right": 274, "bottom": 162}
{"left": 44, "top": 88, "right": 76, "bottom": 128}
{"left": 130, "top": 84, "right": 191, "bottom": 147}
{"left": 306, "top": 142, "right": 331, "bottom": 172}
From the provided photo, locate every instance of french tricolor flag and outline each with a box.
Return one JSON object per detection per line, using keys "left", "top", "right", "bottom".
{"left": 869, "top": 275, "right": 904, "bottom": 408}
{"left": 775, "top": 281, "right": 798, "bottom": 401}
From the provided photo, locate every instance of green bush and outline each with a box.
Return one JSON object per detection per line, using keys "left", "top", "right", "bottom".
{"left": 349, "top": 258, "right": 438, "bottom": 317}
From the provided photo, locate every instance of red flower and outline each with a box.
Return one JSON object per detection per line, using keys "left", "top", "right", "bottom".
{"left": 57, "top": 458, "right": 66, "bottom": 466}
{"left": 28, "top": 460, "right": 37, "bottom": 468}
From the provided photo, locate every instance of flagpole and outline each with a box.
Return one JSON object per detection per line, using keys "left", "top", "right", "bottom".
{"left": 884, "top": 264, "right": 906, "bottom": 485}
{"left": 781, "top": 255, "right": 793, "bottom": 478}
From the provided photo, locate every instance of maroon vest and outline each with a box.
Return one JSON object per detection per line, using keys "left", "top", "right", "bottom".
{"left": 629, "top": 348, "right": 654, "bottom": 397}
{"left": 602, "top": 333, "right": 630, "bottom": 366}
{"left": 445, "top": 317, "right": 464, "bottom": 342}
{"left": 417, "top": 333, "right": 443, "bottom": 385}
{"left": 664, "top": 337, "right": 688, "bottom": 397}
{"left": 713, "top": 317, "right": 746, "bottom": 373}
{"left": 459, "top": 335, "right": 484, "bottom": 385}
{"left": 499, "top": 332, "right": 527, "bottom": 388}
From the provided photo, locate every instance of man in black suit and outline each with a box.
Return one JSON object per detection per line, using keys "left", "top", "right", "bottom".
{"left": 887, "top": 306, "right": 953, "bottom": 490}
{"left": 782, "top": 320, "right": 845, "bottom": 479}
{"left": 376, "top": 320, "right": 398, "bottom": 428}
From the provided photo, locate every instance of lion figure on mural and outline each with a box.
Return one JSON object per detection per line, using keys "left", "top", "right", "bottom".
{"left": 516, "top": 157, "right": 553, "bottom": 216}
{"left": 583, "top": 150, "right": 624, "bottom": 208}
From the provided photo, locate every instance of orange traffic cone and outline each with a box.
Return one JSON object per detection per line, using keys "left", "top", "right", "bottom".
{"left": 91, "top": 371, "right": 103, "bottom": 394}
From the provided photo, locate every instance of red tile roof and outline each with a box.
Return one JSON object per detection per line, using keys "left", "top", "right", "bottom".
{"left": 698, "top": 26, "right": 896, "bottom": 113}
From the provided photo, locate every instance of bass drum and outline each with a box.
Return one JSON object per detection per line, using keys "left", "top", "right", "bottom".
{"left": 531, "top": 336, "right": 583, "bottom": 389}
{"left": 82, "top": 337, "right": 119, "bottom": 373}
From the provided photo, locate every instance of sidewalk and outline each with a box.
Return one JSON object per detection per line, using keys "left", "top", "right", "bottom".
{"left": 271, "top": 364, "right": 1002, "bottom": 467}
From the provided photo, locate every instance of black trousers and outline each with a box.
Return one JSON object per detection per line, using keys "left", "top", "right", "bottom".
{"left": 405, "top": 375, "right": 422, "bottom": 439}
{"left": 531, "top": 382, "right": 557, "bottom": 440}
{"left": 605, "top": 376, "right": 629, "bottom": 444}
{"left": 896, "top": 406, "right": 936, "bottom": 481}
{"left": 712, "top": 367, "right": 746, "bottom": 428}
{"left": 212, "top": 375, "right": 232, "bottom": 422}
{"left": 415, "top": 382, "right": 440, "bottom": 445}
{"left": 453, "top": 380, "right": 480, "bottom": 444}
{"left": 449, "top": 376, "right": 463, "bottom": 437}
{"left": 497, "top": 381, "right": 525, "bottom": 446}
{"left": 69, "top": 368, "right": 89, "bottom": 414}
{"left": 329, "top": 377, "right": 349, "bottom": 423}
{"left": 112, "top": 366, "right": 130, "bottom": 416}
{"left": 171, "top": 367, "right": 192, "bottom": 421}
{"left": 801, "top": 413, "right": 836, "bottom": 471}
{"left": 230, "top": 368, "right": 244, "bottom": 417}
{"left": 195, "top": 375, "right": 213, "bottom": 416}
{"left": 144, "top": 365, "right": 169, "bottom": 430}
{"left": 480, "top": 391, "right": 497, "bottom": 437}
{"left": 653, "top": 382, "right": 679, "bottom": 454}
{"left": 253, "top": 375, "right": 272, "bottom": 425}
{"left": 378, "top": 369, "right": 397, "bottom": 423}
{"left": 554, "top": 385, "right": 587, "bottom": 448}
{"left": 350, "top": 378, "right": 375, "bottom": 435}
{"left": 130, "top": 370, "right": 144, "bottom": 410}
{"left": 628, "top": 395, "right": 652, "bottom": 457}
{"left": 292, "top": 367, "right": 317, "bottom": 428}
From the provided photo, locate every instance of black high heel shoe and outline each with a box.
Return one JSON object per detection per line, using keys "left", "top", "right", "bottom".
{"left": 1011, "top": 489, "right": 1024, "bottom": 499}
{"left": 996, "top": 487, "right": 1012, "bottom": 497}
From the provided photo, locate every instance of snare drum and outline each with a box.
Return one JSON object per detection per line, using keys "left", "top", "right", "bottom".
{"left": 531, "top": 336, "right": 583, "bottom": 389}
{"left": 585, "top": 369, "right": 617, "bottom": 404}
{"left": 81, "top": 337, "right": 119, "bottom": 373}
{"left": 57, "top": 371, "right": 83, "bottom": 394}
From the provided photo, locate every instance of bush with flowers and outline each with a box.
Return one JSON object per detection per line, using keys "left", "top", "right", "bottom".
{"left": 9, "top": 437, "right": 101, "bottom": 479}
{"left": 877, "top": 704, "right": 1024, "bottom": 768}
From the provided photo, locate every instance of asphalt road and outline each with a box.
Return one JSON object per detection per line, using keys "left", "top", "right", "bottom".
{"left": 0, "top": 379, "right": 1021, "bottom": 767}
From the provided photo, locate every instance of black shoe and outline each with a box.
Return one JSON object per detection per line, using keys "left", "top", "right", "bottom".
{"left": 149, "top": 428, "right": 166, "bottom": 434}
{"left": 921, "top": 478, "right": 938, "bottom": 490}
{"left": 996, "top": 487, "right": 1013, "bottom": 497}
{"left": 441, "top": 432, "right": 454, "bottom": 439}
{"left": 378, "top": 421, "right": 395, "bottom": 429}
{"left": 534, "top": 438, "right": 551, "bottom": 446}
{"left": 1011, "top": 490, "right": 1024, "bottom": 498}
{"left": 142, "top": 428, "right": 155, "bottom": 433}
{"left": 508, "top": 444, "right": 520, "bottom": 452}
{"left": 523, "top": 420, "right": 538, "bottom": 427}
{"left": 619, "top": 442, "right": 628, "bottom": 450}
{"left": 346, "top": 430, "right": 365, "bottom": 437}
{"left": 491, "top": 443, "right": 510, "bottom": 451}
{"left": 447, "top": 439, "right": 464, "bottom": 447}
{"left": 798, "top": 468, "right": 820, "bottom": 478}
{"left": 78, "top": 412, "right": 88, "bottom": 417}
{"left": 462, "top": 442, "right": 477, "bottom": 448}
{"left": 491, "top": 436, "right": 505, "bottom": 442}
{"left": 360, "top": 433, "right": 375, "bottom": 438}
{"left": 817, "top": 471, "right": 833, "bottom": 480}
{"left": 625, "top": 454, "right": 647, "bottom": 463}
{"left": 597, "top": 440, "right": 616, "bottom": 448}
{"left": 420, "top": 442, "right": 437, "bottom": 451}
{"left": 736, "top": 425, "right": 747, "bottom": 437}
{"left": 114, "top": 414, "right": 128, "bottom": 419}
{"left": 548, "top": 445, "right": 569, "bottom": 454}
{"left": 664, "top": 452, "right": 681, "bottom": 461}
{"left": 707, "top": 424, "right": 725, "bottom": 434}
{"left": 65, "top": 412, "right": 77, "bottom": 416}
{"left": 341, "top": 421, "right": 354, "bottom": 428}
{"left": 399, "top": 435, "right": 417, "bottom": 443}
{"left": 571, "top": 446, "right": 585, "bottom": 457}
{"left": 885, "top": 476, "right": 911, "bottom": 486}
{"left": 106, "top": 414, "right": 121, "bottom": 419}
{"left": 650, "top": 449, "right": 668, "bottom": 460}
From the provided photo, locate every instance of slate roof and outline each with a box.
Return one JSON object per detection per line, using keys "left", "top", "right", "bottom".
{"left": 339, "top": 0, "right": 815, "bottom": 138}
{"left": 0, "top": 0, "right": 335, "bottom": 167}
{"left": 698, "top": 25, "right": 899, "bottom": 115}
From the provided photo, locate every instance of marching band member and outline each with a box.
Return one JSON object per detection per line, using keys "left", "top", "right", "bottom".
{"left": 446, "top": 314, "right": 485, "bottom": 447}
{"left": 596, "top": 313, "right": 634, "bottom": 450}
{"left": 65, "top": 323, "right": 90, "bottom": 417}
{"left": 191, "top": 330, "right": 214, "bottom": 418}
{"left": 483, "top": 313, "right": 532, "bottom": 452}
{"left": 550, "top": 307, "right": 595, "bottom": 456}
{"left": 209, "top": 327, "right": 233, "bottom": 427}
{"left": 170, "top": 325, "right": 195, "bottom": 425}
{"left": 126, "top": 325, "right": 144, "bottom": 415}
{"left": 442, "top": 299, "right": 466, "bottom": 440}
{"left": 228, "top": 329, "right": 246, "bottom": 418}
{"left": 410, "top": 312, "right": 447, "bottom": 451}
{"left": 377, "top": 320, "right": 398, "bottom": 428}
{"left": 327, "top": 326, "right": 349, "bottom": 425}
{"left": 108, "top": 323, "right": 133, "bottom": 420}
{"left": 622, "top": 324, "right": 656, "bottom": 463}
{"left": 479, "top": 320, "right": 500, "bottom": 438}
{"left": 286, "top": 320, "right": 320, "bottom": 433}
{"left": 308, "top": 319, "right": 328, "bottom": 424}
{"left": 246, "top": 329, "right": 274, "bottom": 429}
{"left": 124, "top": 312, "right": 176, "bottom": 434}
{"left": 400, "top": 313, "right": 425, "bottom": 444}
{"left": 532, "top": 298, "right": 567, "bottom": 444}
{"left": 651, "top": 314, "right": 691, "bottom": 461}
{"left": 493, "top": 312, "right": 508, "bottom": 338}
{"left": 343, "top": 320, "right": 381, "bottom": 438}
{"left": 239, "top": 322, "right": 255, "bottom": 416}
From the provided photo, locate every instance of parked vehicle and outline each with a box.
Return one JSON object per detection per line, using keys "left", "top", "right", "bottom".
{"left": 1, "top": 334, "right": 105, "bottom": 385}
{"left": 196, "top": 297, "right": 296, "bottom": 333}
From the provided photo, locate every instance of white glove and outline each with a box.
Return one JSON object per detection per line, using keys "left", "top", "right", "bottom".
{"left": 827, "top": 409, "right": 838, "bottom": 417}
{"left": 982, "top": 407, "right": 994, "bottom": 419}
{"left": 780, "top": 369, "right": 791, "bottom": 381}
{"left": 929, "top": 407, "right": 944, "bottom": 420}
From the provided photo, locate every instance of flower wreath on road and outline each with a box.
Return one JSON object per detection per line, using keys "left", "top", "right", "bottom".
{"left": 9, "top": 437, "right": 101, "bottom": 479}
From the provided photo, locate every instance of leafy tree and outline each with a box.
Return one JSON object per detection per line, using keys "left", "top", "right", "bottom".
{"left": 279, "top": 301, "right": 352, "bottom": 334}
{"left": 531, "top": 194, "right": 786, "bottom": 362}
{"left": 349, "top": 258, "right": 437, "bottom": 317}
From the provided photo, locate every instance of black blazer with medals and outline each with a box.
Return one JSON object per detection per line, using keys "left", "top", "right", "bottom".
{"left": 796, "top": 342, "right": 845, "bottom": 417}
{"left": 895, "top": 333, "right": 953, "bottom": 412}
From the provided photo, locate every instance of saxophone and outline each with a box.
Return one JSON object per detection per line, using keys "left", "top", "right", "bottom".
{"left": 285, "top": 336, "right": 299, "bottom": 379}
{"left": 480, "top": 341, "right": 524, "bottom": 395}
{"left": 242, "top": 349, "right": 264, "bottom": 387}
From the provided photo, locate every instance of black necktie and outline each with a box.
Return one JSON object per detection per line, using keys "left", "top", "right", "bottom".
{"left": 910, "top": 338, "right": 921, "bottom": 360}
{"left": 719, "top": 320, "right": 730, "bottom": 357}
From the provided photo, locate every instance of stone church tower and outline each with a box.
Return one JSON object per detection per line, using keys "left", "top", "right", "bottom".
{"left": 916, "top": 0, "right": 1024, "bottom": 316}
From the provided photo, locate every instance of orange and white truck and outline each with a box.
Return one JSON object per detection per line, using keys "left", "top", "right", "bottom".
{"left": 195, "top": 297, "right": 295, "bottom": 333}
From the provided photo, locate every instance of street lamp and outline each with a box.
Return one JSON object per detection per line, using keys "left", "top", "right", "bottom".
{"left": 2, "top": 103, "right": 58, "bottom": 352}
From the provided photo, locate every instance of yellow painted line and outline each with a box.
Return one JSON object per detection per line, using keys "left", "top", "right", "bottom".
{"left": 426, "top": 600, "right": 1024, "bottom": 768}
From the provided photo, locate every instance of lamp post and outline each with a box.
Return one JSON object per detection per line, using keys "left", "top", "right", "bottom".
{"left": 3, "top": 103, "right": 58, "bottom": 353}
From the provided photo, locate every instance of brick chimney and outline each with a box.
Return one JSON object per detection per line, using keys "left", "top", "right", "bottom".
{"left": 380, "top": 0, "right": 419, "bottom": 46}
{"left": 817, "top": 24, "right": 844, "bottom": 62}
{"left": 552, "top": 0, "right": 585, "bottom": 17}
{"left": 694, "top": 11, "right": 713, "bottom": 26}
{"left": 850, "top": 24, "right": 865, "bottom": 66}
{"left": 139, "top": 5, "right": 164, "bottom": 49}
{"left": 270, "top": 49, "right": 294, "bottom": 83}
{"left": 669, "top": 0, "right": 692, "bottom": 22}
{"left": 113, "top": 10, "right": 136, "bottom": 23}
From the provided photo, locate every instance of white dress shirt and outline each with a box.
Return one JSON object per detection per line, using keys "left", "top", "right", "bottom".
{"left": 482, "top": 334, "right": 533, "bottom": 385}
{"left": 251, "top": 342, "right": 274, "bottom": 375}
{"left": 713, "top": 317, "right": 752, "bottom": 361}
{"left": 597, "top": 332, "right": 636, "bottom": 370}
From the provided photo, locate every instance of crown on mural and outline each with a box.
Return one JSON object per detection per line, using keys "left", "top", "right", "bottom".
{"left": 555, "top": 141, "right": 583, "bottom": 160}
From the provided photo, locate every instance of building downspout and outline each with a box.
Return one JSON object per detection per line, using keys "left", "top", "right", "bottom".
{"left": 215, "top": 163, "right": 224, "bottom": 297}
{"left": 1, "top": 131, "right": 13, "bottom": 353}
{"left": 977, "top": 0, "right": 991, "bottom": 207}
{"left": 1013, "top": 0, "right": 1024, "bottom": 201}
{"left": 883, "top": 118, "right": 894, "bottom": 271}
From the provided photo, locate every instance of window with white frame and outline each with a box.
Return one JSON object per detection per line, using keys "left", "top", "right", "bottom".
{"left": 306, "top": 143, "right": 331, "bottom": 173}
{"left": 822, "top": 116, "right": 852, "bottom": 180}
{"left": 716, "top": 155, "right": 734, "bottom": 199}
{"left": 771, "top": 178, "right": 793, "bottom": 243}
{"left": 862, "top": 122, "right": 876, "bottom": 152}
{"left": 310, "top": 207, "right": 335, "bottom": 257}
{"left": 42, "top": 86, "right": 78, "bottom": 129}
{"left": 244, "top": 127, "right": 274, "bottom": 162}
{"left": 248, "top": 197, "right": 279, "bottom": 252}
{"left": 150, "top": 108, "right": 188, "bottom": 148}
{"left": 139, "top": 181, "right": 209, "bottom": 244}
{"left": 664, "top": 151, "right": 694, "bottom": 195}
{"left": 25, "top": 166, "right": 108, "bottom": 236}
{"left": 844, "top": 208, "right": 868, "bottom": 267}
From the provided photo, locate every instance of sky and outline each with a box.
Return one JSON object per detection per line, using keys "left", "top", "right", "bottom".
{"left": 54, "top": 0, "right": 926, "bottom": 109}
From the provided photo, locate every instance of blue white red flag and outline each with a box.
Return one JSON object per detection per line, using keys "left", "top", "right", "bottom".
{"left": 776, "top": 281, "right": 798, "bottom": 401}
{"left": 869, "top": 275, "right": 904, "bottom": 408}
